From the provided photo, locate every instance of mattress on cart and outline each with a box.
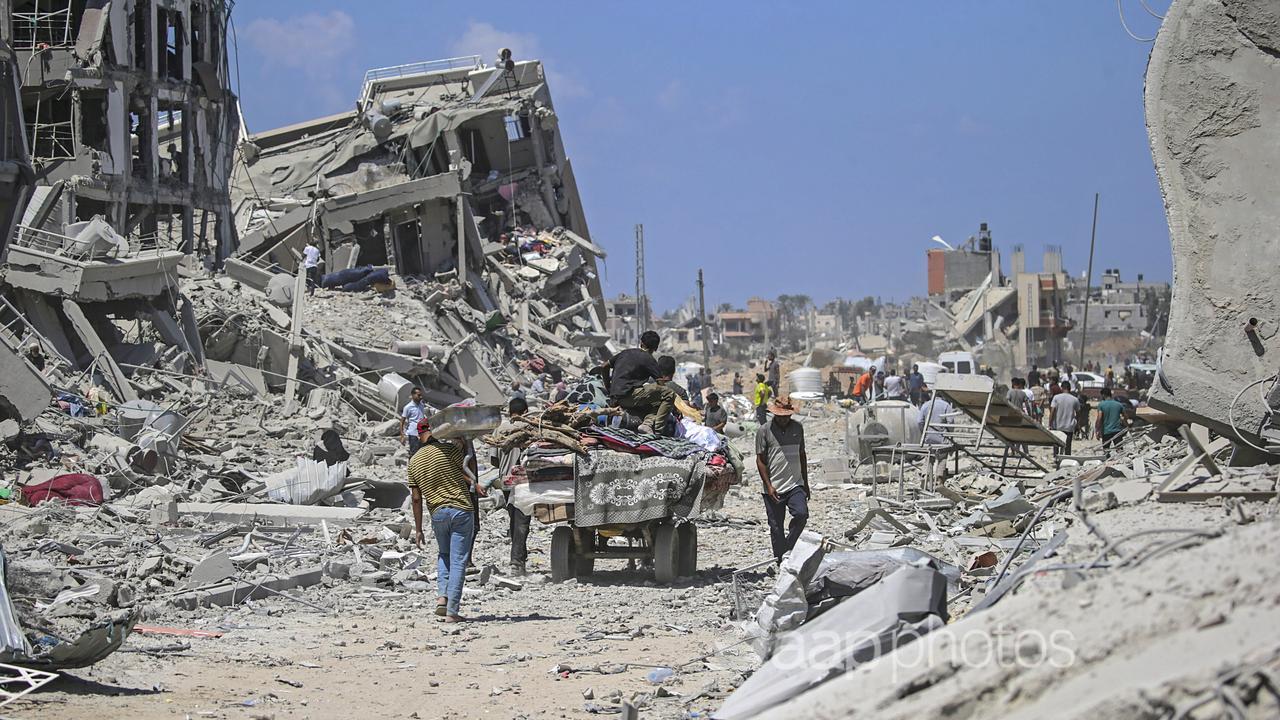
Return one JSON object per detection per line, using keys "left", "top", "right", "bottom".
{"left": 573, "top": 448, "right": 706, "bottom": 527}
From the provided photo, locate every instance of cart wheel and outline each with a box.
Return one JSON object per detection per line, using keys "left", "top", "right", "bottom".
{"left": 677, "top": 523, "right": 697, "bottom": 578}
{"left": 551, "top": 525, "right": 575, "bottom": 583}
{"left": 653, "top": 522, "right": 680, "bottom": 584}
{"left": 575, "top": 529, "right": 596, "bottom": 577}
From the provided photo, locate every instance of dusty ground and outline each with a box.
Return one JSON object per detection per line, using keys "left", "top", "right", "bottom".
{"left": 18, "top": 412, "right": 858, "bottom": 720}
{"left": 19, "top": 407, "right": 1272, "bottom": 719}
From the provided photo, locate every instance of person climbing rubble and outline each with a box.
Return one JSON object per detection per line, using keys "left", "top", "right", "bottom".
{"left": 756, "top": 395, "right": 810, "bottom": 563}
{"left": 408, "top": 424, "right": 482, "bottom": 623}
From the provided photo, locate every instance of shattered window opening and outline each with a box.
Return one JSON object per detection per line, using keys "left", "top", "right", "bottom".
{"left": 503, "top": 115, "right": 525, "bottom": 142}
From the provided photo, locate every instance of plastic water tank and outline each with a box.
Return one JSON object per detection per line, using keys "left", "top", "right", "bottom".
{"left": 788, "top": 368, "right": 823, "bottom": 396}
{"left": 378, "top": 373, "right": 413, "bottom": 409}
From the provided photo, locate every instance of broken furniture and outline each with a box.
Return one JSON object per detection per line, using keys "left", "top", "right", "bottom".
{"left": 925, "top": 373, "right": 1062, "bottom": 480}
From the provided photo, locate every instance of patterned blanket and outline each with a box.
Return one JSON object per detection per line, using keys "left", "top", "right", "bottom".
{"left": 573, "top": 449, "right": 706, "bottom": 527}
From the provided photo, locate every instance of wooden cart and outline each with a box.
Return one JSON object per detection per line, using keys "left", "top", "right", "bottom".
{"left": 544, "top": 512, "right": 698, "bottom": 585}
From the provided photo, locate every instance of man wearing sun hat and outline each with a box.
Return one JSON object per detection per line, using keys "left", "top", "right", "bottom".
{"left": 755, "top": 394, "right": 810, "bottom": 563}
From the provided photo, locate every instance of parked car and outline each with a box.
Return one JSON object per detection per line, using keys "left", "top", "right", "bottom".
{"left": 1071, "top": 371, "right": 1106, "bottom": 397}
{"left": 938, "top": 351, "right": 976, "bottom": 375}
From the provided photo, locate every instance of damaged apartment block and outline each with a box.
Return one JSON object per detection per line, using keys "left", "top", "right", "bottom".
{"left": 222, "top": 52, "right": 611, "bottom": 408}
{"left": 0, "top": 0, "right": 235, "bottom": 406}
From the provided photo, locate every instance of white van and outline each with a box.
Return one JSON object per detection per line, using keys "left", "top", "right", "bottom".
{"left": 937, "top": 351, "right": 977, "bottom": 375}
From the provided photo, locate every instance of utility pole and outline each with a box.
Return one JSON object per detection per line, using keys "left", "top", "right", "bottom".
{"left": 1079, "top": 193, "right": 1100, "bottom": 369}
{"left": 634, "top": 224, "right": 647, "bottom": 335}
{"left": 697, "top": 269, "right": 711, "bottom": 370}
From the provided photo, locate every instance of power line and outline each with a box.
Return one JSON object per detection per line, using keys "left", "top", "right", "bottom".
{"left": 1117, "top": 0, "right": 1157, "bottom": 42}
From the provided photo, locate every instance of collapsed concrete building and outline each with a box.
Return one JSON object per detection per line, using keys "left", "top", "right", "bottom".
{"left": 0, "top": 0, "right": 232, "bottom": 415}
{"left": 218, "top": 54, "right": 610, "bottom": 409}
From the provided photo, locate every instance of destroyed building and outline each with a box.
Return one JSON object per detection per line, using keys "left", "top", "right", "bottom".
{"left": 0, "top": 0, "right": 232, "bottom": 410}
{"left": 219, "top": 54, "right": 611, "bottom": 408}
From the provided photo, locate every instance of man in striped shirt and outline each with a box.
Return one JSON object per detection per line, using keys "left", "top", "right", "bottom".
{"left": 408, "top": 425, "right": 481, "bottom": 622}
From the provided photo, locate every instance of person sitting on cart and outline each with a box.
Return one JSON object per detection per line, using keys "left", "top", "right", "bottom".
{"left": 756, "top": 395, "right": 810, "bottom": 563}
{"left": 408, "top": 421, "right": 483, "bottom": 623}
{"left": 603, "top": 331, "right": 677, "bottom": 435}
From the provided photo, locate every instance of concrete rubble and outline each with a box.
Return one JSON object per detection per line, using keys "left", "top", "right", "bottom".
{"left": 0, "top": 1, "right": 1274, "bottom": 718}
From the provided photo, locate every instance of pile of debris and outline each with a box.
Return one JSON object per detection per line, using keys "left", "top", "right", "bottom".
{"left": 0, "top": 45, "right": 626, "bottom": 692}
{"left": 714, "top": 413, "right": 1280, "bottom": 718}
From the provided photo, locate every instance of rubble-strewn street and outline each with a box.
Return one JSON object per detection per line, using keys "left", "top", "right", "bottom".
{"left": 1, "top": 1, "right": 1278, "bottom": 718}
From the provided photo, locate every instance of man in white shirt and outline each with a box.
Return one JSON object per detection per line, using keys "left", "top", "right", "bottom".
{"left": 883, "top": 371, "right": 907, "bottom": 401}
{"left": 400, "top": 386, "right": 430, "bottom": 456}
{"left": 303, "top": 241, "right": 322, "bottom": 295}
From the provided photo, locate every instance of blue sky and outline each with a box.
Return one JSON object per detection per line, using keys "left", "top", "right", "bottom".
{"left": 230, "top": 1, "right": 1172, "bottom": 312}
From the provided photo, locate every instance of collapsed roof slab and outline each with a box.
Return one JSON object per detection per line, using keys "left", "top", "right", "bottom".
{"left": 4, "top": 245, "right": 186, "bottom": 302}
{"left": 321, "top": 173, "right": 462, "bottom": 236}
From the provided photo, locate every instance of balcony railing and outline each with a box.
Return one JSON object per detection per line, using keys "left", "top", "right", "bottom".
{"left": 12, "top": 224, "right": 169, "bottom": 263}
{"left": 358, "top": 56, "right": 483, "bottom": 108}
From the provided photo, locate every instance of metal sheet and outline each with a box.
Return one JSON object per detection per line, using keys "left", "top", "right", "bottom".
{"left": 933, "top": 373, "right": 1062, "bottom": 447}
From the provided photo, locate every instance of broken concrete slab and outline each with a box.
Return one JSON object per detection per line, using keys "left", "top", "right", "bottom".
{"left": 0, "top": 340, "right": 50, "bottom": 431}
{"left": 170, "top": 566, "right": 324, "bottom": 610}
{"left": 175, "top": 503, "right": 366, "bottom": 527}
{"left": 185, "top": 551, "right": 236, "bottom": 589}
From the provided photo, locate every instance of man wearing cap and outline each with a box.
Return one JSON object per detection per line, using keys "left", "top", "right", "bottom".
{"left": 755, "top": 395, "right": 810, "bottom": 563}
{"left": 408, "top": 425, "right": 482, "bottom": 623}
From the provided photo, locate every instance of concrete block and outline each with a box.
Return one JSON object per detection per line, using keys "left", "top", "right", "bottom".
{"left": 186, "top": 551, "right": 236, "bottom": 588}
{"left": 1145, "top": 0, "right": 1280, "bottom": 447}
{"left": 175, "top": 502, "right": 366, "bottom": 526}
{"left": 169, "top": 566, "right": 324, "bottom": 610}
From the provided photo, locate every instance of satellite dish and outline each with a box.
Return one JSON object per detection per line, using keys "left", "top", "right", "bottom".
{"left": 930, "top": 235, "right": 954, "bottom": 251}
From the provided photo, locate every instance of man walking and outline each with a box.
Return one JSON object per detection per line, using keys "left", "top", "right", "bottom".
{"left": 400, "top": 387, "right": 429, "bottom": 456}
{"left": 732, "top": 372, "right": 744, "bottom": 395}
{"left": 1049, "top": 387, "right": 1081, "bottom": 455}
{"left": 753, "top": 373, "right": 772, "bottom": 424}
{"left": 755, "top": 395, "right": 809, "bottom": 563}
{"left": 494, "top": 397, "right": 532, "bottom": 576}
{"left": 408, "top": 427, "right": 481, "bottom": 623}
{"left": 607, "top": 331, "right": 677, "bottom": 434}
{"left": 1006, "top": 378, "right": 1032, "bottom": 416}
{"left": 1095, "top": 387, "right": 1128, "bottom": 450}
